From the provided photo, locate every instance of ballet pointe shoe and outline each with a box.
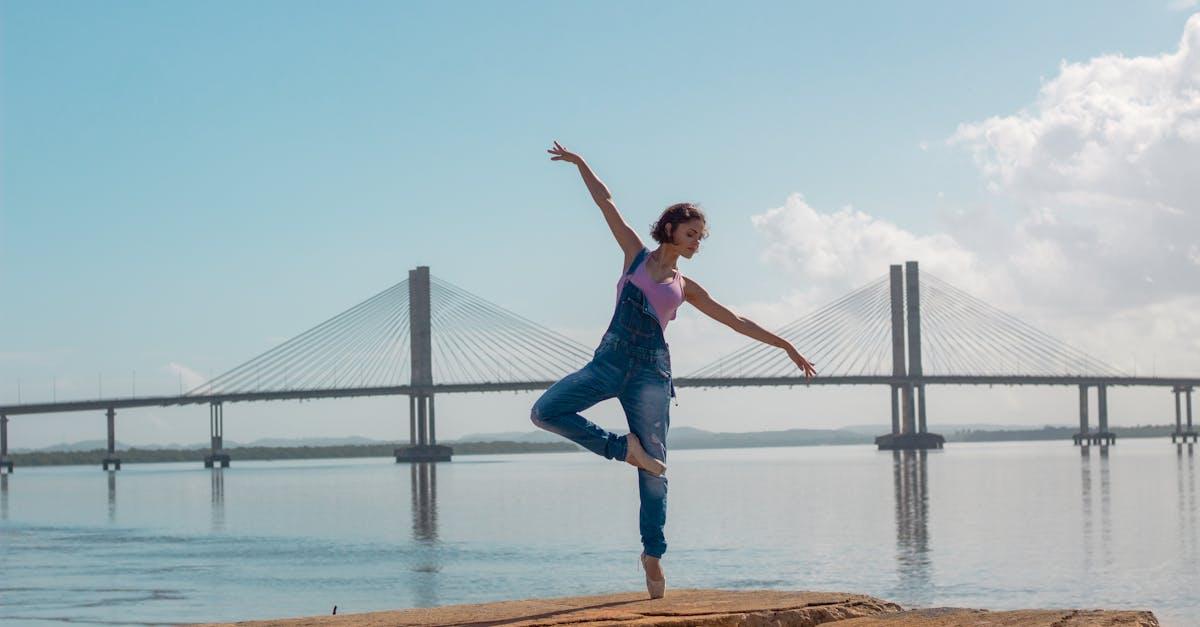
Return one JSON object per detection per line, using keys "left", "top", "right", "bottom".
{"left": 624, "top": 433, "right": 667, "bottom": 476}
{"left": 639, "top": 552, "right": 666, "bottom": 599}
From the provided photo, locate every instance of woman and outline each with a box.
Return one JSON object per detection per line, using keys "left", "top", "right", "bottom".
{"left": 530, "top": 140, "right": 818, "bottom": 599}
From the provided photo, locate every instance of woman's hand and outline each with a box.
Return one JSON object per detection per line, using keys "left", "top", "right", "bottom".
{"left": 547, "top": 140, "right": 584, "bottom": 165}
{"left": 786, "top": 345, "right": 818, "bottom": 381}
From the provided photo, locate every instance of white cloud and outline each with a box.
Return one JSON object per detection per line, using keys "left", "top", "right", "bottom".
{"left": 1169, "top": 1, "right": 1199, "bottom": 11}
{"left": 748, "top": 192, "right": 1004, "bottom": 305}
{"left": 166, "top": 362, "right": 208, "bottom": 392}
{"left": 946, "top": 13, "right": 1200, "bottom": 312}
{"left": 730, "top": 15, "right": 1200, "bottom": 384}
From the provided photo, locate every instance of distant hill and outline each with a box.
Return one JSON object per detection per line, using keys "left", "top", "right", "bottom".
{"left": 451, "top": 430, "right": 563, "bottom": 444}
{"left": 836, "top": 423, "right": 1063, "bottom": 435}
{"left": 13, "top": 435, "right": 393, "bottom": 453}
{"left": 17, "top": 423, "right": 1179, "bottom": 456}
{"left": 454, "top": 426, "right": 872, "bottom": 449}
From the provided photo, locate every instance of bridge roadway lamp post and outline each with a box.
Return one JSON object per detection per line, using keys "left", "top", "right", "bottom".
{"left": 876, "top": 261, "right": 944, "bottom": 451}
{"left": 395, "top": 265, "right": 452, "bottom": 463}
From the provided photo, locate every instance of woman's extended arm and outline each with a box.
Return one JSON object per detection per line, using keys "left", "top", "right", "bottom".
{"left": 684, "top": 277, "right": 818, "bottom": 380}
{"left": 547, "top": 140, "right": 644, "bottom": 259}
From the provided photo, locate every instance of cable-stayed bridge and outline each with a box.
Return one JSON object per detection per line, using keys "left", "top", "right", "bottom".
{"left": 1, "top": 261, "right": 1196, "bottom": 472}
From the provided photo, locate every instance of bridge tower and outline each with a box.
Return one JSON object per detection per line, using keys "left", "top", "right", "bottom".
{"left": 876, "top": 261, "right": 945, "bottom": 450}
{"left": 395, "top": 265, "right": 453, "bottom": 462}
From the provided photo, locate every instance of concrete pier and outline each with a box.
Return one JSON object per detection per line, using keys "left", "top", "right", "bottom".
{"left": 1074, "top": 385, "right": 1115, "bottom": 446}
{"left": 395, "top": 393, "right": 452, "bottom": 461}
{"left": 204, "top": 402, "right": 231, "bottom": 468}
{"left": 0, "top": 414, "right": 12, "bottom": 473}
{"left": 395, "top": 266, "right": 453, "bottom": 463}
{"left": 101, "top": 408, "right": 121, "bottom": 470}
{"left": 1073, "top": 384, "right": 1090, "bottom": 445}
{"left": 1091, "top": 384, "right": 1116, "bottom": 445}
{"left": 1170, "top": 385, "right": 1196, "bottom": 443}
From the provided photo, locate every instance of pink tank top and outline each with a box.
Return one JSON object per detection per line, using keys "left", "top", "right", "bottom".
{"left": 615, "top": 249, "right": 685, "bottom": 330}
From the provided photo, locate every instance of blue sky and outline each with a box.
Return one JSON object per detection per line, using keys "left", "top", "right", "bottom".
{"left": 3, "top": 1, "right": 1198, "bottom": 448}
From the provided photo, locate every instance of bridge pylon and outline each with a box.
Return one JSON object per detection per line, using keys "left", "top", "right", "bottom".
{"left": 395, "top": 265, "right": 452, "bottom": 463}
{"left": 876, "top": 262, "right": 944, "bottom": 450}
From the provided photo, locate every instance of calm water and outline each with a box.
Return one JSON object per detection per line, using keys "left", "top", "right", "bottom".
{"left": 1, "top": 439, "right": 1197, "bottom": 626}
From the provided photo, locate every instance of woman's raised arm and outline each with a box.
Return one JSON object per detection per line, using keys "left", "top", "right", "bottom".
{"left": 548, "top": 140, "right": 644, "bottom": 260}
{"left": 683, "top": 277, "right": 819, "bottom": 381}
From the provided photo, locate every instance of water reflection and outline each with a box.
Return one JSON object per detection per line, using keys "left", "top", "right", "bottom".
{"left": 210, "top": 468, "right": 225, "bottom": 533}
{"left": 892, "top": 449, "right": 931, "bottom": 606}
{"left": 409, "top": 461, "right": 440, "bottom": 608}
{"left": 1079, "top": 446, "right": 1113, "bottom": 569}
{"left": 411, "top": 462, "right": 438, "bottom": 543}
{"left": 1177, "top": 443, "right": 1196, "bottom": 561}
{"left": 106, "top": 470, "right": 117, "bottom": 523}
{"left": 1, "top": 473, "right": 8, "bottom": 521}
{"left": 1081, "top": 446, "right": 1093, "bottom": 571}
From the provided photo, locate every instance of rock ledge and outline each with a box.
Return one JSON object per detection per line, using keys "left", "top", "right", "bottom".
{"left": 199, "top": 589, "right": 1160, "bottom": 626}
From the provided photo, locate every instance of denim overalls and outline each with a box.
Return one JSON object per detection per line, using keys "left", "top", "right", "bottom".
{"left": 530, "top": 246, "right": 677, "bottom": 558}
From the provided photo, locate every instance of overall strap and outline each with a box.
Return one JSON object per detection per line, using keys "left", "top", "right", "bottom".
{"left": 625, "top": 247, "right": 649, "bottom": 276}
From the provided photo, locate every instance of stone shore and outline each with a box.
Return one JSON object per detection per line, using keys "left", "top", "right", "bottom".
{"left": 198, "top": 589, "right": 1160, "bottom": 626}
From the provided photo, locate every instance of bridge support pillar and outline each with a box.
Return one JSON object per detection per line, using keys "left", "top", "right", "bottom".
{"left": 1172, "top": 386, "right": 1197, "bottom": 443}
{"left": 890, "top": 385, "right": 900, "bottom": 435}
{"left": 917, "top": 384, "right": 927, "bottom": 433}
{"left": 417, "top": 391, "right": 428, "bottom": 445}
{"left": 204, "top": 402, "right": 230, "bottom": 468}
{"left": 1074, "top": 385, "right": 1090, "bottom": 446}
{"left": 409, "top": 395, "right": 417, "bottom": 446}
{"left": 1090, "top": 385, "right": 1116, "bottom": 446}
{"left": 1189, "top": 387, "right": 1195, "bottom": 441}
{"left": 902, "top": 383, "right": 916, "bottom": 435}
{"left": 0, "top": 414, "right": 12, "bottom": 473}
{"left": 102, "top": 408, "right": 121, "bottom": 471}
{"left": 396, "top": 393, "right": 452, "bottom": 462}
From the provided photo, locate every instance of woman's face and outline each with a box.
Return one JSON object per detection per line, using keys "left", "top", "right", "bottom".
{"left": 670, "top": 218, "right": 706, "bottom": 259}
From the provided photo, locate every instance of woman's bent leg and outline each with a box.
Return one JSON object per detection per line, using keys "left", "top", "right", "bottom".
{"left": 531, "top": 356, "right": 626, "bottom": 460}
{"left": 619, "top": 366, "right": 671, "bottom": 558}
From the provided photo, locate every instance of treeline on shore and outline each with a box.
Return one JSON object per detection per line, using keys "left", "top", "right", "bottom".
{"left": 8, "top": 424, "right": 1182, "bottom": 467}
{"left": 948, "top": 424, "right": 1175, "bottom": 442}
{"left": 7, "top": 440, "right": 577, "bottom": 467}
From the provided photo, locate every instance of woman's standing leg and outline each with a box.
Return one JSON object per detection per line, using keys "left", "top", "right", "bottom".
{"left": 618, "top": 360, "right": 672, "bottom": 558}
{"left": 530, "top": 349, "right": 628, "bottom": 460}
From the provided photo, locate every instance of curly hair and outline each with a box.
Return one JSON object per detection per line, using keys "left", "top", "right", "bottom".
{"left": 650, "top": 202, "right": 709, "bottom": 244}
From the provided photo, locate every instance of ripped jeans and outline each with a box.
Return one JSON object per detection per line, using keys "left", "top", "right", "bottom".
{"left": 530, "top": 330, "right": 673, "bottom": 558}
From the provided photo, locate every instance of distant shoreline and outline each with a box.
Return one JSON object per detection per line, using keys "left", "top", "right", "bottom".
{"left": 5, "top": 424, "right": 1181, "bottom": 467}
{"left": 5, "top": 441, "right": 577, "bottom": 467}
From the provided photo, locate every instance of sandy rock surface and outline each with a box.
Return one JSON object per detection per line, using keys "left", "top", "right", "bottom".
{"left": 197, "top": 588, "right": 1159, "bottom": 627}
{"left": 834, "top": 607, "right": 1160, "bottom": 626}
